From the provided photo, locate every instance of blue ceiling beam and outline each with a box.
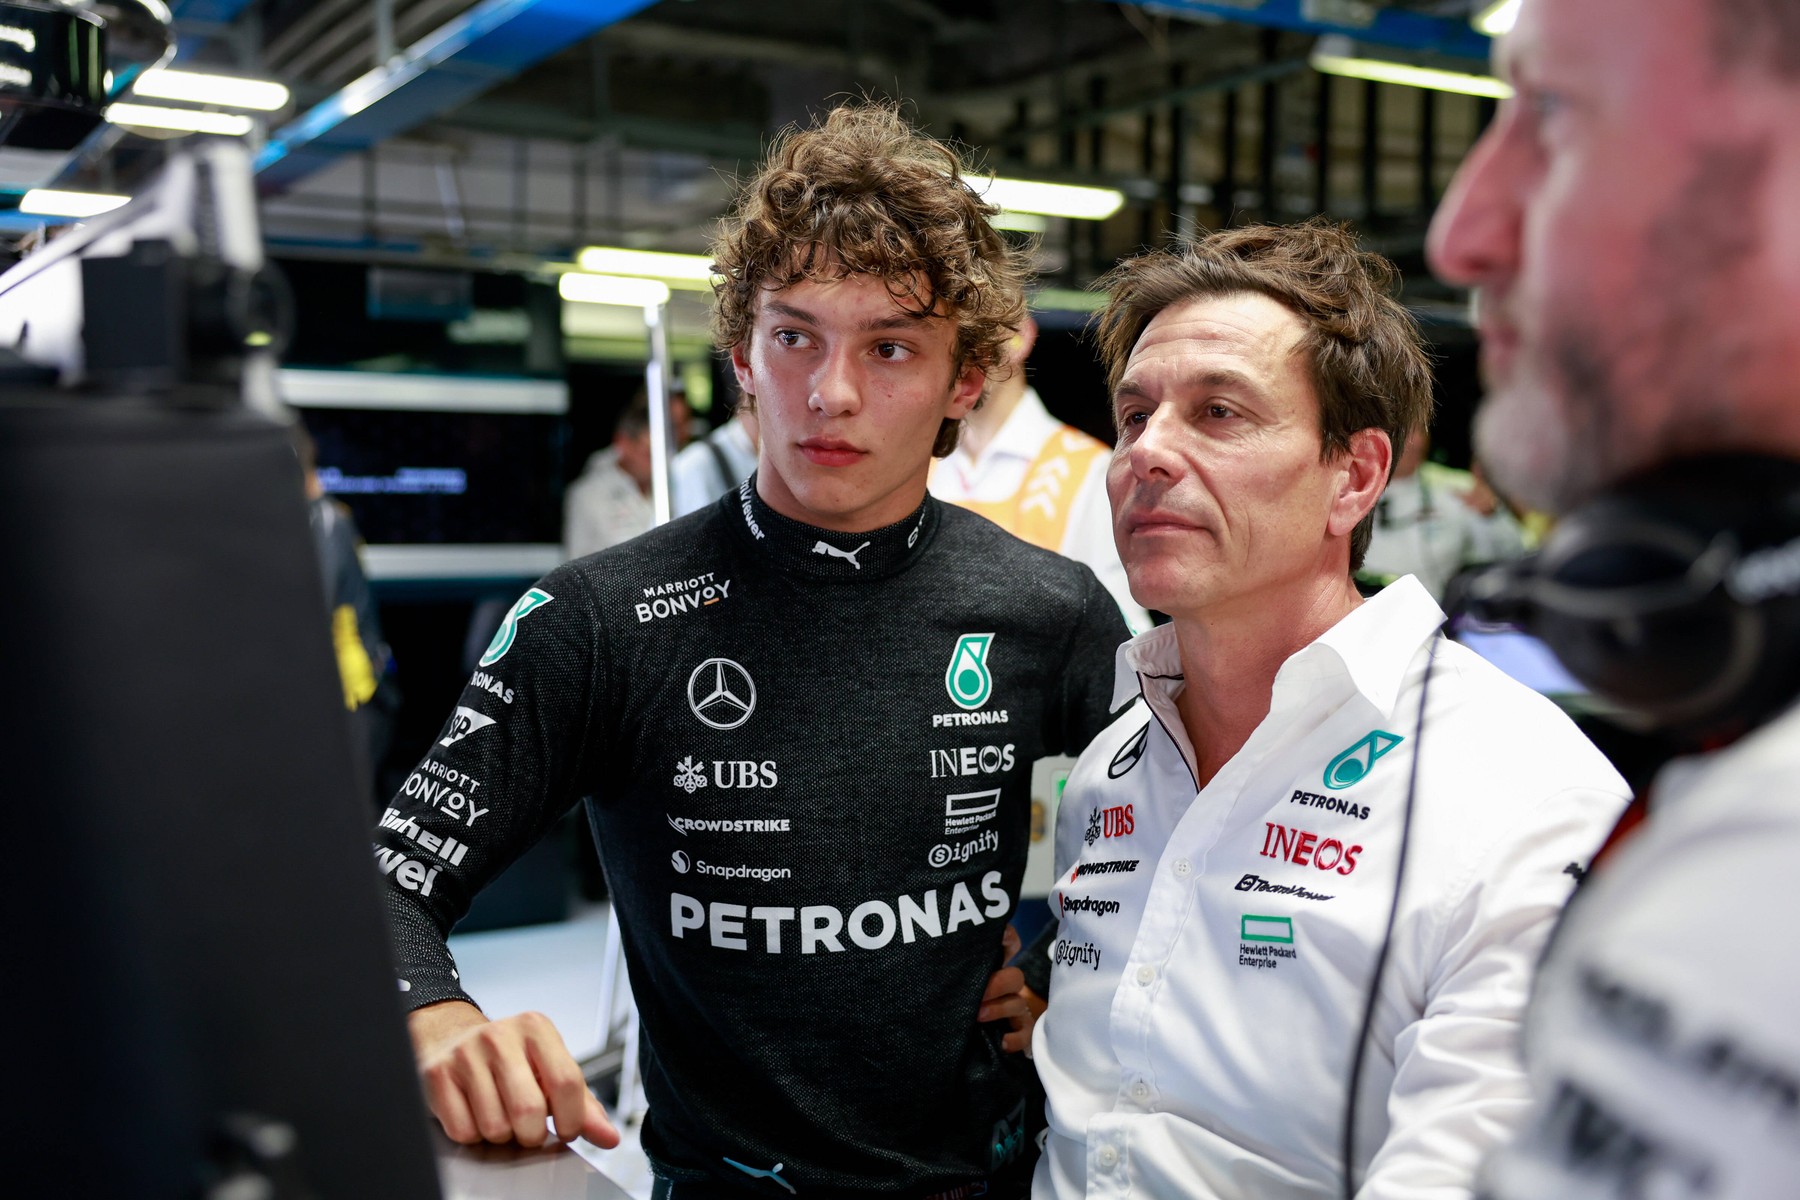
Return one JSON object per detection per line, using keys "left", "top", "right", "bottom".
{"left": 255, "top": 0, "right": 658, "bottom": 188}
{"left": 172, "top": 0, "right": 258, "bottom": 21}
{"left": 1123, "top": 1, "right": 1493, "bottom": 61}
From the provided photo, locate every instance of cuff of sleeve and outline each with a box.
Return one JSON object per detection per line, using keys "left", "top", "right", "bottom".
{"left": 395, "top": 969, "right": 478, "bottom": 1014}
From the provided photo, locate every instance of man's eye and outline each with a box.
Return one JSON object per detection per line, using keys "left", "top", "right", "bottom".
{"left": 1206, "top": 403, "right": 1234, "bottom": 419}
{"left": 874, "top": 342, "right": 910, "bottom": 361}
{"left": 1120, "top": 411, "right": 1148, "bottom": 428}
{"left": 775, "top": 330, "right": 804, "bottom": 347}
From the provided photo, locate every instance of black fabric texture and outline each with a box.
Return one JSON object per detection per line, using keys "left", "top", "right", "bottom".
{"left": 376, "top": 476, "right": 1127, "bottom": 1195}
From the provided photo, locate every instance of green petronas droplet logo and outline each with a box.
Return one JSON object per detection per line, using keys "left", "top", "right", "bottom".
{"left": 1324, "top": 729, "right": 1404, "bottom": 790}
{"left": 479, "top": 587, "right": 553, "bottom": 667}
{"left": 945, "top": 633, "right": 995, "bottom": 710}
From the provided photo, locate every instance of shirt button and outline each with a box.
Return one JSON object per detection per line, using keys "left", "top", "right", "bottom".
{"left": 1130, "top": 1080, "right": 1150, "bottom": 1101}
{"left": 1135, "top": 964, "right": 1156, "bottom": 986}
{"left": 1097, "top": 1146, "right": 1120, "bottom": 1169}
{"left": 1173, "top": 858, "right": 1192, "bottom": 877}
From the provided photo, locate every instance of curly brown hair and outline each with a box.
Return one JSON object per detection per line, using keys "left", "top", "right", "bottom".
{"left": 711, "top": 102, "right": 1031, "bottom": 456}
{"left": 1093, "top": 219, "right": 1434, "bottom": 572}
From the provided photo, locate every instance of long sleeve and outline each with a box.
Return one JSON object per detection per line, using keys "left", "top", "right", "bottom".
{"left": 374, "top": 564, "right": 605, "bottom": 1008}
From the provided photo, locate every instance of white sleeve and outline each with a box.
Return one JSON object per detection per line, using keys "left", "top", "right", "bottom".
{"left": 1060, "top": 454, "right": 1152, "bottom": 635}
{"left": 668, "top": 445, "right": 710, "bottom": 519}
{"left": 1358, "top": 782, "right": 1627, "bottom": 1200}
{"left": 1480, "top": 804, "right": 1800, "bottom": 1200}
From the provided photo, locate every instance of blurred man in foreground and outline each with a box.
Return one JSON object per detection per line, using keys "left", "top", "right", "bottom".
{"left": 1428, "top": 0, "right": 1800, "bottom": 1194}
{"left": 1030, "top": 221, "right": 1626, "bottom": 1199}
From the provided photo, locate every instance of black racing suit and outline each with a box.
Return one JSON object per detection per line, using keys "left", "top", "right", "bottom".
{"left": 376, "top": 478, "right": 1128, "bottom": 1196}
{"left": 379, "top": 482, "right": 1123, "bottom": 1194}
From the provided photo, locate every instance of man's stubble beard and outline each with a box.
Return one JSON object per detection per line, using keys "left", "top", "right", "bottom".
{"left": 1475, "top": 140, "right": 1772, "bottom": 516}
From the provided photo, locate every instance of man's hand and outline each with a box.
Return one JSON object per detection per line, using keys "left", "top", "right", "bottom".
{"left": 407, "top": 1000, "right": 620, "bottom": 1149}
{"left": 980, "top": 925, "right": 1048, "bottom": 1054}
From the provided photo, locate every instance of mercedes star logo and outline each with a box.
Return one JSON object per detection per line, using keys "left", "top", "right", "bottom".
{"left": 688, "top": 657, "right": 757, "bottom": 730}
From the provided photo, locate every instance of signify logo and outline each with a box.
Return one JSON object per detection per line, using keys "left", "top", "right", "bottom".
{"left": 1323, "top": 729, "right": 1403, "bottom": 789}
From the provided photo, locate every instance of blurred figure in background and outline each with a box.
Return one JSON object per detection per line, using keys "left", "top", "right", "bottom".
{"left": 1359, "top": 426, "right": 1525, "bottom": 600}
{"left": 564, "top": 390, "right": 654, "bottom": 559}
{"left": 669, "top": 393, "right": 759, "bottom": 518}
{"left": 291, "top": 422, "right": 399, "bottom": 797}
{"left": 931, "top": 315, "right": 1150, "bottom": 631}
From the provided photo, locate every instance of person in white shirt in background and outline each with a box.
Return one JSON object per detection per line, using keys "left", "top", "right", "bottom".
{"left": 1359, "top": 426, "right": 1526, "bottom": 601}
{"left": 669, "top": 400, "right": 759, "bottom": 519}
{"left": 1030, "top": 220, "right": 1629, "bottom": 1200}
{"left": 931, "top": 315, "right": 1150, "bottom": 632}
{"left": 563, "top": 391, "right": 655, "bottom": 559}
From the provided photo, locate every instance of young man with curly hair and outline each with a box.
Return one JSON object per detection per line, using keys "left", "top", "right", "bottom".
{"left": 379, "top": 103, "right": 1129, "bottom": 1198}
{"left": 1029, "top": 221, "right": 1627, "bottom": 1199}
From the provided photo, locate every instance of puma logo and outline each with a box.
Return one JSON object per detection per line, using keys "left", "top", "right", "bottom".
{"left": 811, "top": 540, "right": 870, "bottom": 570}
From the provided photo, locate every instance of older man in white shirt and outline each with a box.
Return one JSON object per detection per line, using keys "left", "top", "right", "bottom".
{"left": 1031, "top": 220, "right": 1628, "bottom": 1200}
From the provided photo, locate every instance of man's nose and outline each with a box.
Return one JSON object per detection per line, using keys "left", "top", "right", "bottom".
{"left": 1127, "top": 408, "right": 1183, "bottom": 481}
{"left": 810, "top": 347, "right": 862, "bottom": 417}
{"left": 1426, "top": 113, "right": 1523, "bottom": 289}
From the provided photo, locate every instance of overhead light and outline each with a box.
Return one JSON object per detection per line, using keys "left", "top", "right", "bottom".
{"left": 1032, "top": 288, "right": 1106, "bottom": 314}
{"left": 1473, "top": 0, "right": 1520, "bottom": 36}
{"left": 1310, "top": 38, "right": 1513, "bottom": 99}
{"left": 132, "top": 68, "right": 291, "bottom": 112}
{"left": 977, "top": 177, "right": 1125, "bottom": 220}
{"left": 559, "top": 273, "right": 672, "bottom": 308}
{"left": 18, "top": 188, "right": 129, "bottom": 218}
{"left": 106, "top": 103, "right": 257, "bottom": 136}
{"left": 575, "top": 246, "right": 717, "bottom": 289}
{"left": 990, "top": 211, "right": 1049, "bottom": 234}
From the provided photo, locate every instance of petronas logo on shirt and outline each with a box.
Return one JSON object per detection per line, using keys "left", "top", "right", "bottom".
{"left": 1323, "top": 729, "right": 1404, "bottom": 790}
{"left": 479, "top": 587, "right": 553, "bottom": 667}
{"left": 945, "top": 633, "right": 995, "bottom": 710}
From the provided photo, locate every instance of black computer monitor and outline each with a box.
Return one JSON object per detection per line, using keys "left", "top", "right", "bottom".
{"left": 1, "top": 396, "right": 442, "bottom": 1199}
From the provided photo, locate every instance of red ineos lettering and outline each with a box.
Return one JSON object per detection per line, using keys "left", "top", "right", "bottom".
{"left": 1258, "top": 822, "right": 1362, "bottom": 875}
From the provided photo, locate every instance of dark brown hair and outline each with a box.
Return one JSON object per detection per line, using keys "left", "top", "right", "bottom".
{"left": 710, "top": 102, "right": 1031, "bottom": 456}
{"left": 1093, "top": 219, "right": 1433, "bottom": 572}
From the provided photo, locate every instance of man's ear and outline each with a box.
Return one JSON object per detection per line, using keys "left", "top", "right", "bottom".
{"left": 729, "top": 339, "right": 755, "bottom": 400}
{"left": 947, "top": 362, "right": 985, "bottom": 420}
{"left": 1328, "top": 428, "right": 1393, "bottom": 538}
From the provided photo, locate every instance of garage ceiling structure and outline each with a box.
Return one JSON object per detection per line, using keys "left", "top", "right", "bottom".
{"left": 120, "top": 1, "right": 1496, "bottom": 287}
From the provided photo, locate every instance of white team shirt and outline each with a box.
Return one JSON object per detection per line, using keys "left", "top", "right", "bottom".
{"left": 1032, "top": 576, "right": 1629, "bottom": 1200}
{"left": 670, "top": 416, "right": 758, "bottom": 519}
{"left": 563, "top": 446, "right": 651, "bottom": 560}
{"left": 1482, "top": 699, "right": 1800, "bottom": 1200}
{"left": 931, "top": 388, "right": 1149, "bottom": 632}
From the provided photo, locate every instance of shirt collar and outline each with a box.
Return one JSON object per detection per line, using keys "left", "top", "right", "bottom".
{"left": 1109, "top": 575, "right": 1446, "bottom": 720}
{"left": 727, "top": 474, "right": 937, "bottom": 581}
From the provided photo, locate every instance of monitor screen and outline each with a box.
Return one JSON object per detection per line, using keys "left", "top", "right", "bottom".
{"left": 283, "top": 369, "right": 567, "bottom": 546}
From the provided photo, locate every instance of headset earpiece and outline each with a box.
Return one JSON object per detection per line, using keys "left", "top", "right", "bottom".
{"left": 1459, "top": 455, "right": 1800, "bottom": 746}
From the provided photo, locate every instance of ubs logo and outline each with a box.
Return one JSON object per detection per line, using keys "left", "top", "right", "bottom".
{"left": 688, "top": 658, "right": 756, "bottom": 730}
